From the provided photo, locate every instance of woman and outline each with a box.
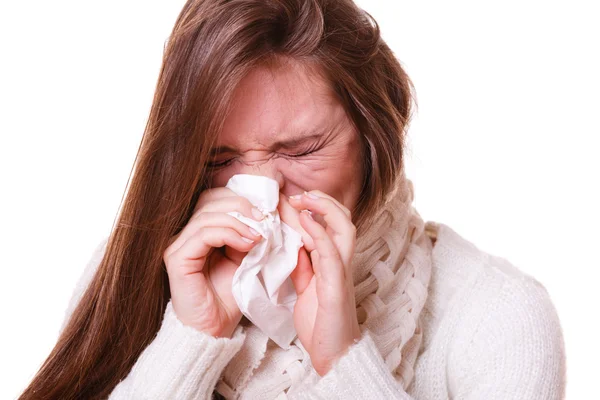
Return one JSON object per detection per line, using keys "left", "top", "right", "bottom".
{"left": 20, "top": 0, "right": 566, "bottom": 399}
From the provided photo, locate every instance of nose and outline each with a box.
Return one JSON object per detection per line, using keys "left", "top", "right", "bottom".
{"left": 238, "top": 159, "right": 285, "bottom": 190}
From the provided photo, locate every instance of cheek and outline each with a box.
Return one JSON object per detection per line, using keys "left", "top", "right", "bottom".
{"left": 207, "top": 169, "right": 230, "bottom": 188}
{"left": 279, "top": 153, "right": 363, "bottom": 207}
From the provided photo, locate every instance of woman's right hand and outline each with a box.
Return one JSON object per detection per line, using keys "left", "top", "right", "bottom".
{"left": 163, "top": 187, "right": 265, "bottom": 338}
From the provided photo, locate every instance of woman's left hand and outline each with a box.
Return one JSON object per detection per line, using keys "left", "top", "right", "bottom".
{"left": 286, "top": 190, "right": 362, "bottom": 376}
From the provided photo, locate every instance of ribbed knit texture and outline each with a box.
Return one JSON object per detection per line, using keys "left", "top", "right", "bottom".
{"left": 60, "top": 223, "right": 566, "bottom": 399}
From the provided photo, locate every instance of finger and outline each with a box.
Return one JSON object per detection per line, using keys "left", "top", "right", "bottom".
{"left": 289, "top": 190, "right": 351, "bottom": 218}
{"left": 299, "top": 210, "right": 346, "bottom": 294}
{"left": 165, "top": 212, "right": 262, "bottom": 259}
{"left": 168, "top": 194, "right": 265, "bottom": 255}
{"left": 278, "top": 192, "right": 316, "bottom": 252}
{"left": 193, "top": 195, "right": 265, "bottom": 222}
{"left": 290, "top": 192, "right": 356, "bottom": 267}
{"left": 289, "top": 246, "right": 314, "bottom": 295}
{"left": 193, "top": 187, "right": 237, "bottom": 213}
{"left": 165, "top": 226, "right": 258, "bottom": 277}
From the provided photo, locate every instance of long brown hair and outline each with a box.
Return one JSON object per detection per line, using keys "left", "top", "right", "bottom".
{"left": 20, "top": 0, "right": 417, "bottom": 398}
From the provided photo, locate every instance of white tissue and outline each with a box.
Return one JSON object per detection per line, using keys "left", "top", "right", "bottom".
{"left": 225, "top": 174, "right": 303, "bottom": 349}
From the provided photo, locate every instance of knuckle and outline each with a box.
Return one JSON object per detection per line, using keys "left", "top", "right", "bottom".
{"left": 163, "top": 250, "right": 176, "bottom": 274}
{"left": 315, "top": 192, "right": 351, "bottom": 218}
{"left": 321, "top": 245, "right": 342, "bottom": 262}
{"left": 348, "top": 222, "right": 357, "bottom": 235}
{"left": 309, "top": 249, "right": 320, "bottom": 263}
{"left": 192, "top": 203, "right": 207, "bottom": 217}
{"left": 224, "top": 226, "right": 237, "bottom": 238}
{"left": 166, "top": 232, "right": 180, "bottom": 248}
{"left": 233, "top": 196, "right": 246, "bottom": 208}
{"left": 334, "top": 201, "right": 351, "bottom": 218}
{"left": 236, "top": 195, "right": 253, "bottom": 209}
{"left": 189, "top": 210, "right": 205, "bottom": 223}
{"left": 194, "top": 187, "right": 235, "bottom": 213}
{"left": 224, "top": 227, "right": 241, "bottom": 243}
{"left": 343, "top": 206, "right": 351, "bottom": 218}
{"left": 191, "top": 211, "right": 218, "bottom": 227}
{"left": 194, "top": 189, "right": 214, "bottom": 212}
{"left": 235, "top": 197, "right": 255, "bottom": 216}
{"left": 163, "top": 237, "right": 180, "bottom": 262}
{"left": 195, "top": 226, "right": 210, "bottom": 241}
{"left": 313, "top": 231, "right": 328, "bottom": 244}
{"left": 163, "top": 248, "right": 172, "bottom": 264}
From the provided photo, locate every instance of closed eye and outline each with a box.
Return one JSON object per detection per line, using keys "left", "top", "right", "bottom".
{"left": 207, "top": 145, "right": 321, "bottom": 168}
{"left": 283, "top": 148, "right": 317, "bottom": 158}
{"left": 282, "top": 143, "right": 322, "bottom": 158}
{"left": 207, "top": 158, "right": 235, "bottom": 168}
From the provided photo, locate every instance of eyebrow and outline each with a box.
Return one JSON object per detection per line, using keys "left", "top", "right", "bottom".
{"left": 209, "top": 132, "right": 327, "bottom": 156}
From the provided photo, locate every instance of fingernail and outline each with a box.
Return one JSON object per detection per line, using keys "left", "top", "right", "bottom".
{"left": 249, "top": 227, "right": 261, "bottom": 236}
{"left": 289, "top": 194, "right": 302, "bottom": 200}
{"left": 304, "top": 191, "right": 319, "bottom": 200}
{"left": 241, "top": 237, "right": 255, "bottom": 243}
{"left": 301, "top": 209, "right": 314, "bottom": 220}
{"left": 251, "top": 207, "right": 264, "bottom": 220}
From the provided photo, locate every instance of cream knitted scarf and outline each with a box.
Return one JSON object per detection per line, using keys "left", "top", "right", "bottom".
{"left": 215, "top": 173, "right": 433, "bottom": 399}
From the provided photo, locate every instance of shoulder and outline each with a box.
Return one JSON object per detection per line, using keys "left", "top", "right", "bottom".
{"left": 417, "top": 222, "right": 566, "bottom": 398}
{"left": 423, "top": 222, "right": 562, "bottom": 322}
{"left": 59, "top": 236, "right": 110, "bottom": 335}
{"left": 75, "top": 236, "right": 110, "bottom": 294}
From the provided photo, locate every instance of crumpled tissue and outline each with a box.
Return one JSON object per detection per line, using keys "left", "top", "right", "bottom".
{"left": 225, "top": 174, "right": 303, "bottom": 349}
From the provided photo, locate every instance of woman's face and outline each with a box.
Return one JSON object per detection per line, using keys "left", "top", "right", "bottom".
{"left": 208, "top": 61, "right": 364, "bottom": 214}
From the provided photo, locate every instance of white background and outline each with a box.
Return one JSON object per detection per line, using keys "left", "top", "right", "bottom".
{"left": 1, "top": 1, "right": 597, "bottom": 398}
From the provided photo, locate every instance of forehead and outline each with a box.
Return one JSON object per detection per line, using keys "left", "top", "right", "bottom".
{"left": 218, "top": 61, "right": 343, "bottom": 145}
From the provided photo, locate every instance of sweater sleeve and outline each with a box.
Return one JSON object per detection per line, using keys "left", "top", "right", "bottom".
{"left": 108, "top": 299, "right": 246, "bottom": 399}
{"left": 288, "top": 331, "right": 413, "bottom": 399}
{"left": 60, "top": 237, "right": 246, "bottom": 400}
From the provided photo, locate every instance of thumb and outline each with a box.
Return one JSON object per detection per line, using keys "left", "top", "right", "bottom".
{"left": 290, "top": 246, "right": 314, "bottom": 295}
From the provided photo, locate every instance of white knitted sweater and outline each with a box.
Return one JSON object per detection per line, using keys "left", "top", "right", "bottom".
{"left": 60, "top": 222, "right": 566, "bottom": 399}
